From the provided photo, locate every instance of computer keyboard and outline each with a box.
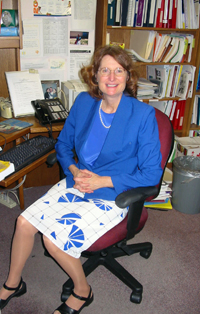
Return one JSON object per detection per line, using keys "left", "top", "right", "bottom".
{"left": 0, "top": 136, "right": 57, "bottom": 174}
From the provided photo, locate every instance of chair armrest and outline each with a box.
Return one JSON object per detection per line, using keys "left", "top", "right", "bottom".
{"left": 46, "top": 152, "right": 57, "bottom": 167}
{"left": 115, "top": 186, "right": 159, "bottom": 208}
{"left": 115, "top": 186, "right": 159, "bottom": 240}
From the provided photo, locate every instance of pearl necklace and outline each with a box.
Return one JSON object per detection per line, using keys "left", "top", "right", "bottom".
{"left": 99, "top": 101, "right": 111, "bottom": 129}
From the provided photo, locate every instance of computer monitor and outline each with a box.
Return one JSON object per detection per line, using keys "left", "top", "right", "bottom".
{"left": 61, "top": 80, "right": 88, "bottom": 110}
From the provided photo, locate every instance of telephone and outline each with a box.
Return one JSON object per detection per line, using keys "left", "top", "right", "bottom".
{"left": 31, "top": 98, "right": 68, "bottom": 124}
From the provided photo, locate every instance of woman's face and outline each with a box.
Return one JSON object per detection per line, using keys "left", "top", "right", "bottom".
{"left": 96, "top": 55, "right": 128, "bottom": 101}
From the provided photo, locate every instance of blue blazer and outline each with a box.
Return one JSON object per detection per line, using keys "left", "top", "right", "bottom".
{"left": 55, "top": 92, "right": 162, "bottom": 200}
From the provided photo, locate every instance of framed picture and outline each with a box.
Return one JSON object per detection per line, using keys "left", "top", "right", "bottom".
{"left": 41, "top": 80, "right": 59, "bottom": 100}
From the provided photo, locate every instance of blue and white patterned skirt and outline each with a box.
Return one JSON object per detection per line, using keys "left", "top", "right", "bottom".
{"left": 21, "top": 179, "right": 128, "bottom": 258}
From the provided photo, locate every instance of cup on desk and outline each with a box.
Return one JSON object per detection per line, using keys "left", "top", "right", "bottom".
{"left": 0, "top": 102, "right": 12, "bottom": 119}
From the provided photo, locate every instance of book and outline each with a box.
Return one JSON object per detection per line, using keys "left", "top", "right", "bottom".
{"left": 144, "top": 198, "right": 172, "bottom": 209}
{"left": 169, "top": 36, "right": 185, "bottom": 63}
{"left": 0, "top": 26, "right": 18, "bottom": 36}
{"left": 162, "top": 37, "right": 180, "bottom": 63}
{"left": 154, "top": 34, "right": 171, "bottom": 62}
{"left": 0, "top": 160, "right": 15, "bottom": 181}
{"left": 0, "top": 119, "right": 33, "bottom": 134}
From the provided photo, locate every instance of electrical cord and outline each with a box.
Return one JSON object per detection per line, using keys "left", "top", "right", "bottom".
{"left": 39, "top": 118, "right": 53, "bottom": 138}
{"left": 0, "top": 175, "right": 26, "bottom": 206}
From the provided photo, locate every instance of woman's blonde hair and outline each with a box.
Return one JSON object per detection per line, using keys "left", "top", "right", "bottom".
{"left": 80, "top": 45, "right": 138, "bottom": 99}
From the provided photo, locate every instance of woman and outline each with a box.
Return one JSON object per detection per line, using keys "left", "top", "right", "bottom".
{"left": 0, "top": 46, "right": 162, "bottom": 314}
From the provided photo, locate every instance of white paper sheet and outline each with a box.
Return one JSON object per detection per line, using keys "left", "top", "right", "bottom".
{"left": 5, "top": 71, "right": 44, "bottom": 117}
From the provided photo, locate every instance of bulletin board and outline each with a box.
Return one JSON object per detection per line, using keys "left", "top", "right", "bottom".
{"left": 20, "top": 0, "right": 96, "bottom": 87}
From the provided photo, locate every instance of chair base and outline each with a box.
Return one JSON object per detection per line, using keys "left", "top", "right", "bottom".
{"left": 61, "top": 241, "right": 152, "bottom": 304}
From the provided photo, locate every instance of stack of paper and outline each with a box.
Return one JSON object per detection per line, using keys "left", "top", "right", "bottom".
{"left": 144, "top": 181, "right": 172, "bottom": 210}
{"left": 137, "top": 78, "right": 159, "bottom": 99}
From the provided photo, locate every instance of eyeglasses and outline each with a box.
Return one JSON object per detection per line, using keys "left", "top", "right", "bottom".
{"left": 98, "top": 67, "right": 126, "bottom": 77}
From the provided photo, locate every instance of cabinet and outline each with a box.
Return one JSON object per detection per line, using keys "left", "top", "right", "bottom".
{"left": 0, "top": 0, "right": 22, "bottom": 98}
{"left": 95, "top": 0, "right": 200, "bottom": 137}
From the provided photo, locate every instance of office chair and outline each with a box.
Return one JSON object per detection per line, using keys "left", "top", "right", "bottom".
{"left": 46, "top": 108, "right": 174, "bottom": 304}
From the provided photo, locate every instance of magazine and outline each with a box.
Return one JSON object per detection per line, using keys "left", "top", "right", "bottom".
{"left": 0, "top": 119, "right": 33, "bottom": 134}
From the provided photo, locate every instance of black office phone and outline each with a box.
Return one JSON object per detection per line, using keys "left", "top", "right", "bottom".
{"left": 31, "top": 98, "right": 68, "bottom": 124}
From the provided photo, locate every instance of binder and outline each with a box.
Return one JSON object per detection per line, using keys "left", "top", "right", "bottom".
{"left": 167, "top": 0, "right": 173, "bottom": 28}
{"left": 107, "top": 0, "right": 117, "bottom": 26}
{"left": 156, "top": 0, "right": 165, "bottom": 27}
{"left": 171, "top": 0, "right": 177, "bottom": 28}
{"left": 169, "top": 65, "right": 178, "bottom": 97}
{"left": 147, "top": 0, "right": 157, "bottom": 27}
{"left": 178, "top": 100, "right": 186, "bottom": 130}
{"left": 172, "top": 100, "right": 182, "bottom": 129}
{"left": 133, "top": 0, "right": 139, "bottom": 26}
{"left": 145, "top": 0, "right": 151, "bottom": 26}
{"left": 142, "top": 0, "right": 149, "bottom": 27}
{"left": 126, "top": 0, "right": 135, "bottom": 26}
{"left": 136, "top": 0, "right": 145, "bottom": 26}
{"left": 120, "top": 0, "right": 129, "bottom": 25}
{"left": 169, "top": 100, "right": 177, "bottom": 121}
{"left": 162, "top": 0, "right": 169, "bottom": 27}
{"left": 115, "top": 0, "right": 122, "bottom": 25}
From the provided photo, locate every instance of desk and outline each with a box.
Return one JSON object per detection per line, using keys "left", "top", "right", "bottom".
{"left": 0, "top": 116, "right": 64, "bottom": 209}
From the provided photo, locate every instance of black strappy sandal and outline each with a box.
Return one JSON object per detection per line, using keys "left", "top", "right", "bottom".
{"left": 0, "top": 277, "right": 27, "bottom": 310}
{"left": 54, "top": 286, "right": 93, "bottom": 314}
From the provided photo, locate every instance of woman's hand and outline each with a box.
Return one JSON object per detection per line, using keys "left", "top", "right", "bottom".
{"left": 73, "top": 169, "right": 113, "bottom": 194}
{"left": 69, "top": 165, "right": 113, "bottom": 194}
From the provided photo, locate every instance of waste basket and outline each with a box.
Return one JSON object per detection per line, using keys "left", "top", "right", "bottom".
{"left": 172, "top": 156, "right": 200, "bottom": 214}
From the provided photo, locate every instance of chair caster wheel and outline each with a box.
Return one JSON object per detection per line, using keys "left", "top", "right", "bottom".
{"left": 140, "top": 248, "right": 152, "bottom": 259}
{"left": 130, "top": 291, "right": 142, "bottom": 304}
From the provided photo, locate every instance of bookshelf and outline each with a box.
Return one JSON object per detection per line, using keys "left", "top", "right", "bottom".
{"left": 95, "top": 0, "right": 200, "bottom": 137}
{"left": 0, "top": 0, "right": 22, "bottom": 98}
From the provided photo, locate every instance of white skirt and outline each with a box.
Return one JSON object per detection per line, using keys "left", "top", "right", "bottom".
{"left": 21, "top": 179, "right": 128, "bottom": 258}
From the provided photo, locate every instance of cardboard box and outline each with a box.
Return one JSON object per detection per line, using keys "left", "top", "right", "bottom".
{"left": 176, "top": 137, "right": 200, "bottom": 157}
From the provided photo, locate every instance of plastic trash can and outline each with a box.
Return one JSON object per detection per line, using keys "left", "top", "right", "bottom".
{"left": 172, "top": 156, "right": 200, "bottom": 214}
